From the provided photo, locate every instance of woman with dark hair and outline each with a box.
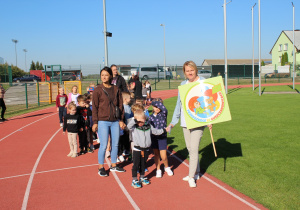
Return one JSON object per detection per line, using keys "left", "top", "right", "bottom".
{"left": 111, "top": 64, "right": 128, "bottom": 92}
{"left": 131, "top": 75, "right": 143, "bottom": 99}
{"left": 92, "top": 67, "right": 126, "bottom": 177}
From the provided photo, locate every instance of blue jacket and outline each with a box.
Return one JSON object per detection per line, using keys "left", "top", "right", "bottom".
{"left": 170, "top": 78, "right": 205, "bottom": 126}
{"left": 149, "top": 101, "right": 168, "bottom": 138}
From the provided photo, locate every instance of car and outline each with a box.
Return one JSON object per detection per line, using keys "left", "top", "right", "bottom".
{"left": 197, "top": 70, "right": 211, "bottom": 79}
{"left": 52, "top": 72, "right": 77, "bottom": 81}
{"left": 137, "top": 67, "right": 173, "bottom": 80}
{"left": 264, "top": 72, "right": 290, "bottom": 78}
{"left": 13, "top": 75, "right": 41, "bottom": 82}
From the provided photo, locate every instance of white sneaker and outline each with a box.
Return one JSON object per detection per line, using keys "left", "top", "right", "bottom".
{"left": 119, "top": 155, "right": 125, "bottom": 162}
{"left": 165, "top": 167, "right": 173, "bottom": 176}
{"left": 60, "top": 123, "right": 63, "bottom": 127}
{"left": 156, "top": 169, "right": 162, "bottom": 178}
{"left": 67, "top": 151, "right": 73, "bottom": 157}
{"left": 188, "top": 178, "right": 196, "bottom": 188}
{"left": 96, "top": 139, "right": 100, "bottom": 143}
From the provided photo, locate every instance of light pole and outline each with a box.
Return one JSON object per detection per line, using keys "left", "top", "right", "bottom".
{"left": 223, "top": 0, "right": 232, "bottom": 94}
{"left": 292, "top": 2, "right": 295, "bottom": 90}
{"left": 160, "top": 24, "right": 166, "bottom": 79}
{"left": 258, "top": 0, "right": 261, "bottom": 96}
{"left": 103, "top": 0, "right": 108, "bottom": 66}
{"left": 252, "top": 3, "right": 256, "bottom": 91}
{"left": 12, "top": 39, "right": 18, "bottom": 67}
{"left": 23, "top": 49, "right": 27, "bottom": 72}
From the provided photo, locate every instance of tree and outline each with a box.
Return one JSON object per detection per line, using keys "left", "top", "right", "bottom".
{"left": 30, "top": 61, "right": 36, "bottom": 70}
{"left": 261, "top": 60, "right": 265, "bottom": 66}
{"left": 281, "top": 52, "right": 289, "bottom": 66}
{"left": 36, "top": 61, "right": 40, "bottom": 70}
{"left": 38, "top": 62, "right": 44, "bottom": 70}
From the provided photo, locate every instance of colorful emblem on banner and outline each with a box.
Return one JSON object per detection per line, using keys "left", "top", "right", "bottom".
{"left": 178, "top": 76, "right": 231, "bottom": 129}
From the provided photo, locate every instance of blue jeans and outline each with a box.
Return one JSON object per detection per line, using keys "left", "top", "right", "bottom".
{"left": 98, "top": 121, "right": 120, "bottom": 165}
{"left": 58, "top": 106, "right": 67, "bottom": 123}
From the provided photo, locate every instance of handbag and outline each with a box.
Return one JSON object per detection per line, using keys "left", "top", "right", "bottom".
{"left": 102, "top": 87, "right": 121, "bottom": 119}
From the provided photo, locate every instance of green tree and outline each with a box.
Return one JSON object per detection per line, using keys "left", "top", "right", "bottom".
{"left": 283, "top": 52, "right": 288, "bottom": 65}
{"left": 38, "top": 62, "right": 44, "bottom": 70}
{"left": 30, "top": 61, "right": 36, "bottom": 70}
{"left": 35, "top": 61, "right": 40, "bottom": 70}
{"left": 11, "top": 65, "right": 27, "bottom": 78}
{"left": 261, "top": 60, "right": 265, "bottom": 66}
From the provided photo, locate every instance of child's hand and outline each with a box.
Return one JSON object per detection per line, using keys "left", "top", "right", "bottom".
{"left": 92, "top": 124, "right": 98, "bottom": 132}
{"left": 57, "top": 107, "right": 59, "bottom": 112}
{"left": 165, "top": 126, "right": 170, "bottom": 133}
{"left": 119, "top": 121, "right": 126, "bottom": 130}
{"left": 80, "top": 128, "right": 83, "bottom": 132}
{"left": 207, "top": 124, "right": 213, "bottom": 130}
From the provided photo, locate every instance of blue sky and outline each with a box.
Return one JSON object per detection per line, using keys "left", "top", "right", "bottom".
{"left": 1, "top": 0, "right": 299, "bottom": 74}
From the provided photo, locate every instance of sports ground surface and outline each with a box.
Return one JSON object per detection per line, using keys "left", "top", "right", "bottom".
{"left": 2, "top": 83, "right": 297, "bottom": 209}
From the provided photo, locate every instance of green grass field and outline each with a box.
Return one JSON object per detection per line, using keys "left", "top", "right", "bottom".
{"left": 164, "top": 86, "right": 300, "bottom": 210}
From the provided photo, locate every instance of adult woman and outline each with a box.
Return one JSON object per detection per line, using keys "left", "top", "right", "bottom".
{"left": 111, "top": 64, "right": 128, "bottom": 92}
{"left": 0, "top": 84, "right": 6, "bottom": 121}
{"left": 131, "top": 75, "right": 143, "bottom": 99}
{"left": 168, "top": 61, "right": 212, "bottom": 188}
{"left": 92, "top": 67, "right": 126, "bottom": 177}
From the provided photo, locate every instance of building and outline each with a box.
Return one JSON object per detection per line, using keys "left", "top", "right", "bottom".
{"left": 269, "top": 30, "right": 300, "bottom": 70}
{"left": 201, "top": 59, "right": 271, "bottom": 66}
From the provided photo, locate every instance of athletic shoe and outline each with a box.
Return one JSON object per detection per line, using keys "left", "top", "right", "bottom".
{"left": 132, "top": 180, "right": 141, "bottom": 189}
{"left": 122, "top": 150, "right": 130, "bottom": 156}
{"left": 1, "top": 118, "right": 6, "bottom": 121}
{"left": 87, "top": 148, "right": 94, "bottom": 153}
{"left": 165, "top": 167, "right": 173, "bottom": 176}
{"left": 183, "top": 174, "right": 200, "bottom": 181}
{"left": 71, "top": 153, "right": 78, "bottom": 158}
{"left": 96, "top": 139, "right": 100, "bottom": 143}
{"left": 119, "top": 155, "right": 125, "bottom": 162}
{"left": 90, "top": 145, "right": 95, "bottom": 150}
{"left": 98, "top": 167, "right": 108, "bottom": 177}
{"left": 140, "top": 177, "right": 150, "bottom": 185}
{"left": 110, "top": 166, "right": 126, "bottom": 172}
{"left": 80, "top": 149, "right": 86, "bottom": 155}
{"left": 188, "top": 177, "right": 196, "bottom": 188}
{"left": 60, "top": 123, "right": 63, "bottom": 127}
{"left": 156, "top": 169, "right": 162, "bottom": 178}
{"left": 67, "top": 151, "right": 73, "bottom": 157}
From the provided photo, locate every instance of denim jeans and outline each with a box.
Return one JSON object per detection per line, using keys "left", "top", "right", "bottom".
{"left": 98, "top": 121, "right": 120, "bottom": 165}
{"left": 58, "top": 106, "right": 67, "bottom": 123}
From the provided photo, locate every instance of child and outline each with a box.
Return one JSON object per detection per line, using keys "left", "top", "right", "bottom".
{"left": 142, "top": 83, "right": 147, "bottom": 105}
{"left": 149, "top": 100, "right": 173, "bottom": 178}
{"left": 127, "top": 110, "right": 166, "bottom": 188}
{"left": 76, "top": 95, "right": 93, "bottom": 155}
{"left": 118, "top": 92, "right": 133, "bottom": 161}
{"left": 86, "top": 83, "right": 95, "bottom": 95}
{"left": 0, "top": 84, "right": 6, "bottom": 121}
{"left": 135, "top": 97, "right": 149, "bottom": 118}
{"left": 56, "top": 87, "right": 68, "bottom": 127}
{"left": 63, "top": 102, "right": 83, "bottom": 158}
{"left": 145, "top": 80, "right": 152, "bottom": 104}
{"left": 67, "top": 85, "right": 80, "bottom": 106}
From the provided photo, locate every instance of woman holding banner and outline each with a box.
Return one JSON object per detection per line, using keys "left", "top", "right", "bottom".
{"left": 168, "top": 61, "right": 212, "bottom": 188}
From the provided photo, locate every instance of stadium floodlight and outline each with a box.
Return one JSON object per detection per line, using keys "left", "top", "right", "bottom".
{"left": 23, "top": 49, "right": 27, "bottom": 72}
{"left": 12, "top": 39, "right": 18, "bottom": 67}
{"left": 252, "top": 3, "right": 256, "bottom": 91}
{"left": 160, "top": 24, "right": 166, "bottom": 79}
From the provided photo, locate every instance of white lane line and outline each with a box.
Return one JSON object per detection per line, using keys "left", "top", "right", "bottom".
{"left": 21, "top": 128, "right": 61, "bottom": 210}
{"left": 167, "top": 150, "right": 261, "bottom": 210}
{"left": 0, "top": 112, "right": 57, "bottom": 143}
{"left": 0, "top": 163, "right": 106, "bottom": 180}
{"left": 105, "top": 157, "right": 140, "bottom": 210}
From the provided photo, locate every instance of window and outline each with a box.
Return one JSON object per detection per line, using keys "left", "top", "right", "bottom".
{"left": 279, "top": 56, "right": 282, "bottom": 63}
{"left": 284, "top": 43, "right": 288, "bottom": 51}
{"left": 278, "top": 44, "right": 282, "bottom": 51}
{"left": 141, "top": 67, "right": 157, "bottom": 72}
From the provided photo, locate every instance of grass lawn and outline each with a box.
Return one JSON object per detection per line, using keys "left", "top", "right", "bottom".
{"left": 163, "top": 86, "right": 300, "bottom": 210}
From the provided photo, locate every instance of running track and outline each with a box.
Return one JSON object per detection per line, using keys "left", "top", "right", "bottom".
{"left": 2, "top": 83, "right": 295, "bottom": 209}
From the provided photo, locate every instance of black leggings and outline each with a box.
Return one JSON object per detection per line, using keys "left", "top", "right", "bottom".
{"left": 0, "top": 98, "right": 6, "bottom": 119}
{"left": 132, "top": 149, "right": 149, "bottom": 179}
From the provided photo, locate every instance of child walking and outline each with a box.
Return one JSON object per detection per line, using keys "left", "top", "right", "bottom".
{"left": 127, "top": 110, "right": 166, "bottom": 188}
{"left": 56, "top": 87, "right": 68, "bottom": 127}
{"left": 67, "top": 85, "right": 80, "bottom": 106}
{"left": 149, "top": 99, "right": 173, "bottom": 177}
{"left": 63, "top": 102, "right": 83, "bottom": 158}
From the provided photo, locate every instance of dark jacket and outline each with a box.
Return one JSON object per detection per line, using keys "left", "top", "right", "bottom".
{"left": 63, "top": 114, "right": 83, "bottom": 133}
{"left": 114, "top": 75, "right": 128, "bottom": 92}
{"left": 149, "top": 101, "right": 168, "bottom": 138}
{"left": 92, "top": 84, "right": 124, "bottom": 124}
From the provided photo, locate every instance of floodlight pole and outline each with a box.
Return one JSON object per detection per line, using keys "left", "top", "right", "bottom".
{"left": 258, "top": 0, "right": 261, "bottom": 96}
{"left": 160, "top": 24, "right": 166, "bottom": 80}
{"left": 223, "top": 0, "right": 231, "bottom": 94}
{"left": 252, "top": 3, "right": 256, "bottom": 91}
{"left": 103, "top": 0, "right": 108, "bottom": 66}
{"left": 23, "top": 49, "right": 27, "bottom": 72}
{"left": 292, "top": 2, "right": 295, "bottom": 90}
{"left": 12, "top": 39, "right": 18, "bottom": 67}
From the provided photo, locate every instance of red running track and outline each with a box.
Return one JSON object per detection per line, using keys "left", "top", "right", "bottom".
{"left": 0, "top": 84, "right": 275, "bottom": 210}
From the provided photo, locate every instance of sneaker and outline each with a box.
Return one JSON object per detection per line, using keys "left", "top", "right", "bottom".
{"left": 188, "top": 177, "right": 196, "bottom": 188}
{"left": 67, "top": 151, "right": 73, "bottom": 157}
{"left": 165, "top": 167, "right": 173, "bottom": 176}
{"left": 80, "top": 149, "right": 86, "bottom": 155}
{"left": 183, "top": 176, "right": 190, "bottom": 181}
{"left": 90, "top": 145, "right": 95, "bottom": 150}
{"left": 156, "top": 169, "right": 162, "bottom": 178}
{"left": 131, "top": 180, "right": 141, "bottom": 189}
{"left": 96, "top": 138, "right": 100, "bottom": 143}
{"left": 122, "top": 150, "right": 130, "bottom": 156}
{"left": 60, "top": 123, "right": 63, "bottom": 127}
{"left": 116, "top": 158, "right": 120, "bottom": 163}
{"left": 71, "top": 153, "right": 78, "bottom": 158}
{"left": 140, "top": 177, "right": 150, "bottom": 185}
{"left": 110, "top": 166, "right": 126, "bottom": 172}
{"left": 87, "top": 148, "right": 94, "bottom": 153}
{"left": 98, "top": 167, "right": 108, "bottom": 177}
{"left": 119, "top": 155, "right": 125, "bottom": 162}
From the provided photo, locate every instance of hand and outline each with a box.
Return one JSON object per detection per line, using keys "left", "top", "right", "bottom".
{"left": 57, "top": 107, "right": 59, "bottom": 112}
{"left": 165, "top": 126, "right": 170, "bottom": 133}
{"left": 168, "top": 124, "right": 174, "bottom": 129}
{"left": 79, "top": 128, "right": 83, "bottom": 132}
{"left": 207, "top": 124, "right": 213, "bottom": 130}
{"left": 92, "top": 124, "right": 98, "bottom": 133}
{"left": 119, "top": 121, "right": 126, "bottom": 130}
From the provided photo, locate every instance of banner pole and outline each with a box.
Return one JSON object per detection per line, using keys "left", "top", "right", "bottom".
{"left": 209, "top": 127, "right": 217, "bottom": 157}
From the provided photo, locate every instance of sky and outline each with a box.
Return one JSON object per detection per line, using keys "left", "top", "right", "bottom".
{"left": 1, "top": 0, "right": 299, "bottom": 75}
